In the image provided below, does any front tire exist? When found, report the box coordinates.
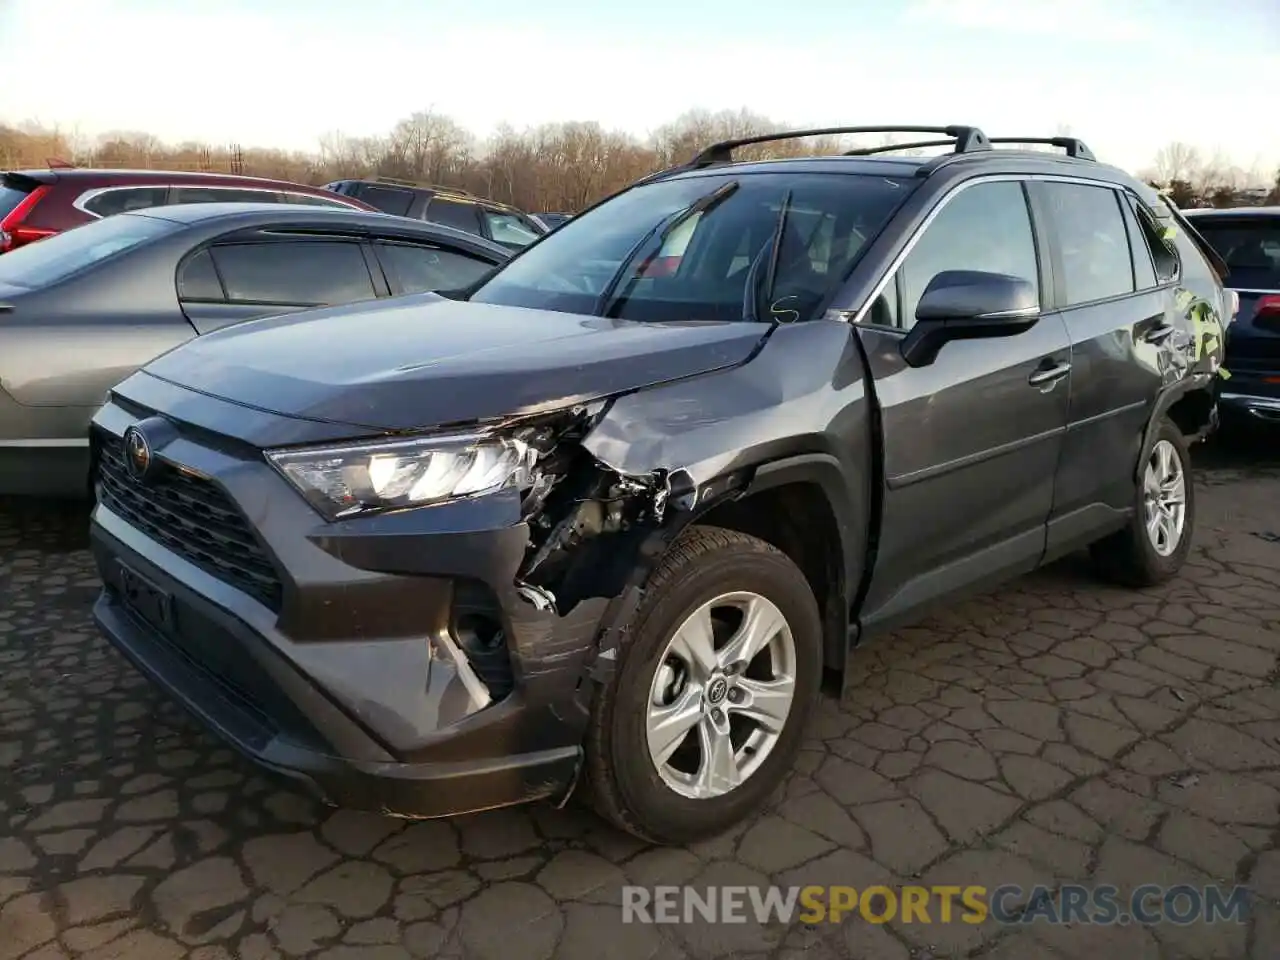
[1090,419,1195,587]
[583,526,822,844]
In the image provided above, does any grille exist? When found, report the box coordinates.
[96,434,283,611]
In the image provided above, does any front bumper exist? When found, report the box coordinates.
[88,375,616,818]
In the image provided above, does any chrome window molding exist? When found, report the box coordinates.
[72,184,364,218]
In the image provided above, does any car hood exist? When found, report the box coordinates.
[141,294,768,431]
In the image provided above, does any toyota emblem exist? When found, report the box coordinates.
[122,425,153,481]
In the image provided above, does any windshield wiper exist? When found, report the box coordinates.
[743,188,793,323]
[594,180,740,318]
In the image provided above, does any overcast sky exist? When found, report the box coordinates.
[2,0,1277,177]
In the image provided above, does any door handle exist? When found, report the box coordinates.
[1143,323,1176,344]
[1028,361,1071,386]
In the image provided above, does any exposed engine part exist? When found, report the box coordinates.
[517,582,557,611]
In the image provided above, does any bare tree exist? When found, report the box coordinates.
[1152,142,1203,187]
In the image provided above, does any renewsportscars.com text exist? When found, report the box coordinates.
[621,884,1251,926]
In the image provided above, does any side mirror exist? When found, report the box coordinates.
[900,270,1040,367]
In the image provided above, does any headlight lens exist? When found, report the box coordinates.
[267,432,538,519]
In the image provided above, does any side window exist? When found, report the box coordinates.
[81,187,169,218]
[177,249,224,301]
[1120,199,1158,290]
[1042,183,1134,305]
[1125,195,1179,284]
[169,186,271,205]
[482,210,541,247]
[896,180,1040,329]
[279,192,355,208]
[208,241,376,305]
[375,242,495,294]
[425,198,483,235]
[358,186,415,217]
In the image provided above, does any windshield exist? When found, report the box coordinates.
[0,213,180,288]
[470,172,913,322]
[1190,216,1280,290]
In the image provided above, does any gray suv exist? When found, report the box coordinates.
[88,126,1227,844]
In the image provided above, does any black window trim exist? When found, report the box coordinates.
[187,236,381,307]
[852,174,1046,332]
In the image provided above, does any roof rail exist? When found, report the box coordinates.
[688,125,991,167]
[843,138,959,156]
[372,176,474,195]
[986,137,1096,161]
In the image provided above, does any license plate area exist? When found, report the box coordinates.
[118,561,174,632]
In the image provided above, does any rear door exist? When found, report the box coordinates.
[1031,180,1181,547]
[853,177,1073,630]
[178,234,382,334]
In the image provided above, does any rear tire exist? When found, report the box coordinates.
[583,526,822,844]
[1090,419,1195,587]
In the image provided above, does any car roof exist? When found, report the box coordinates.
[9,167,338,191]
[1183,206,1280,218]
[123,203,510,256]
[650,150,1140,189]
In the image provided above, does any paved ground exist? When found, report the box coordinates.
[1,437,1279,960]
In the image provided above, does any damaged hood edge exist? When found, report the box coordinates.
[140,298,772,432]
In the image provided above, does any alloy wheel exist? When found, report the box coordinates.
[1143,438,1186,557]
[645,591,797,799]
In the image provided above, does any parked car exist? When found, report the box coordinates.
[88,126,1225,844]
[0,168,376,253]
[532,212,572,231]
[0,203,508,497]
[323,178,545,250]
[1182,205,1280,425]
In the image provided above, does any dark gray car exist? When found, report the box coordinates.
[0,203,508,496]
[87,127,1226,845]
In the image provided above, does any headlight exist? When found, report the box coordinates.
[266,432,539,519]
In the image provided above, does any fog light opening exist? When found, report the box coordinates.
[455,613,515,701]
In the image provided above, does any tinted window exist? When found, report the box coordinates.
[895,181,1039,329]
[1120,199,1158,289]
[82,186,170,217]
[177,249,224,300]
[209,241,375,305]
[426,198,483,234]
[471,172,912,322]
[1126,195,1179,283]
[357,186,415,217]
[0,213,179,288]
[0,183,33,220]
[1190,217,1280,289]
[169,186,274,205]
[1043,183,1133,304]
[483,210,541,247]
[376,242,495,294]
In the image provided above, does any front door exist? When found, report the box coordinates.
[853,178,1073,631]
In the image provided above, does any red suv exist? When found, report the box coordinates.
[0,168,377,253]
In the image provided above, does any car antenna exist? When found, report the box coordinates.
[46,157,76,169]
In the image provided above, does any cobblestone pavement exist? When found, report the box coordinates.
[1,438,1278,960]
